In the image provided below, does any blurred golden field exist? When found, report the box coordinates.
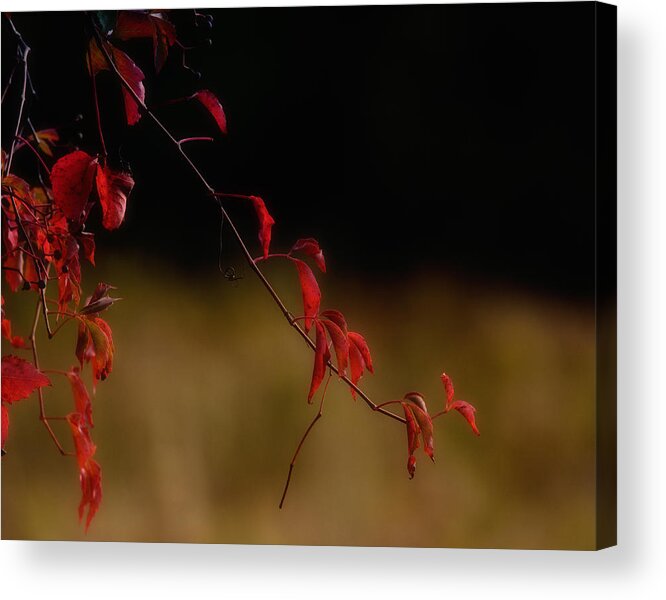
[1,255,596,548]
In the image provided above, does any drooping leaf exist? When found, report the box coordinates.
[348,340,364,399]
[449,400,480,436]
[441,372,455,409]
[1,297,27,348]
[78,283,120,316]
[290,258,320,333]
[400,392,435,479]
[249,196,274,259]
[320,309,347,335]
[88,38,145,126]
[192,90,227,135]
[308,320,330,403]
[1,355,50,404]
[347,331,373,374]
[3,251,23,292]
[79,232,96,265]
[76,317,115,388]
[95,166,134,230]
[67,367,93,427]
[51,151,98,220]
[290,238,326,273]
[320,318,349,376]
[66,412,102,531]
[114,10,176,73]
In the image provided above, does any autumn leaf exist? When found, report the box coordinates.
[66,413,102,531]
[2,251,23,292]
[441,372,455,409]
[320,317,349,376]
[95,165,135,230]
[319,309,347,334]
[249,196,274,259]
[449,400,480,436]
[114,10,176,73]
[67,367,94,427]
[51,151,98,220]
[289,258,321,333]
[1,355,50,404]
[308,320,330,403]
[348,332,373,374]
[88,38,145,126]
[75,317,115,388]
[400,392,435,479]
[290,238,326,273]
[78,282,120,316]
[1,297,27,349]
[28,128,59,157]
[192,90,227,135]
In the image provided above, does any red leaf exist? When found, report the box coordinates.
[320,309,347,335]
[2,297,27,348]
[348,340,364,399]
[67,367,93,427]
[95,166,135,230]
[1,404,9,453]
[441,372,455,409]
[51,151,98,220]
[290,238,326,273]
[449,400,480,436]
[1,355,50,404]
[66,413,102,531]
[114,10,176,73]
[193,90,227,135]
[249,196,275,259]
[79,232,96,265]
[321,318,349,376]
[88,38,145,126]
[290,258,320,333]
[76,317,115,388]
[308,320,330,403]
[348,331,374,374]
[401,392,435,478]
[3,251,23,292]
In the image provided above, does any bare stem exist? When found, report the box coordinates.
[29,300,70,456]
[279,373,331,509]
[89,21,404,426]
[88,42,107,158]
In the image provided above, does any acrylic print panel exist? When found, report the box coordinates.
[1,2,616,549]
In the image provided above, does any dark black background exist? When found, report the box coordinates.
[2,3,597,298]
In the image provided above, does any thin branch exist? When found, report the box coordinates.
[29,300,71,456]
[89,21,404,426]
[87,41,107,158]
[279,372,331,509]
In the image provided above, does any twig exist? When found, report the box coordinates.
[279,372,331,509]
[29,300,71,456]
[89,21,405,426]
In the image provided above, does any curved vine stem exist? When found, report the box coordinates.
[88,21,404,426]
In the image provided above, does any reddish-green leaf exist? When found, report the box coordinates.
[193,90,227,135]
[51,151,98,220]
[1,355,50,404]
[67,367,93,427]
[449,400,480,436]
[290,238,326,273]
[308,320,330,403]
[321,318,349,376]
[348,331,373,374]
[249,196,274,259]
[290,258,320,333]
[95,166,134,230]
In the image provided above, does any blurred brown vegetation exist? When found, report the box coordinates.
[1,255,595,548]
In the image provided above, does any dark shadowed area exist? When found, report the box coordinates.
[2,4,599,548]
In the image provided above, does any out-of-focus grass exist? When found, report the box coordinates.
[1,256,595,548]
